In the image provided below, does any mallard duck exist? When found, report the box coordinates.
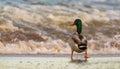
[70,19,89,61]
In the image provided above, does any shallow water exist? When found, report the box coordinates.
[0,0,120,54]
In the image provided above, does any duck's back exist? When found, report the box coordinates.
[70,32,87,52]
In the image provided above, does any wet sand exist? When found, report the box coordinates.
[0,54,120,69]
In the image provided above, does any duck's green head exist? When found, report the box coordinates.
[73,19,82,34]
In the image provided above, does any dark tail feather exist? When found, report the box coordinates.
[78,44,87,50]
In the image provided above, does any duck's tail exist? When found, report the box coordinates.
[78,43,87,51]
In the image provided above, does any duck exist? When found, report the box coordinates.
[70,19,89,61]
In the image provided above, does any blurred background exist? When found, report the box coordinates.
[0,0,120,54]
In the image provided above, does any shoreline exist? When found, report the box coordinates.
[0,54,120,57]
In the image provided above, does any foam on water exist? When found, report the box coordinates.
[0,0,120,54]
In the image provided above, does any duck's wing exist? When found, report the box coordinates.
[71,33,82,44]
[71,33,87,45]
[79,35,87,45]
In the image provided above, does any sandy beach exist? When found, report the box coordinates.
[0,54,120,69]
